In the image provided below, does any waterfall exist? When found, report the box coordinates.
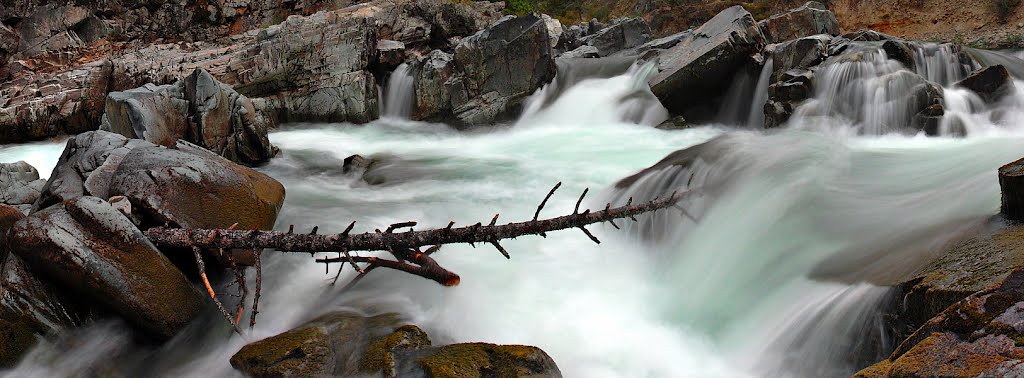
[911,43,974,86]
[381,63,415,119]
[747,58,774,127]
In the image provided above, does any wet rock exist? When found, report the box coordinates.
[770,34,831,80]
[378,40,407,67]
[956,65,1012,103]
[580,17,651,57]
[758,1,840,44]
[913,104,946,136]
[409,343,562,378]
[230,311,412,377]
[560,45,600,60]
[10,196,204,341]
[413,15,555,127]
[231,310,563,378]
[343,154,376,175]
[555,25,585,52]
[764,69,814,128]
[1002,158,1024,221]
[856,268,1024,377]
[100,68,276,166]
[882,40,916,70]
[0,162,46,208]
[648,6,765,116]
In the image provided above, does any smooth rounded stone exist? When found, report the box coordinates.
[230,311,411,377]
[1002,157,1024,221]
[408,343,562,378]
[757,1,840,44]
[361,325,432,377]
[856,269,1024,377]
[10,196,204,341]
[956,65,1012,103]
[648,6,765,116]
[0,161,46,206]
[100,68,276,166]
[109,140,285,231]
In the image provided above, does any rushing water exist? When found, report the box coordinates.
[6,48,1024,377]
[381,63,416,119]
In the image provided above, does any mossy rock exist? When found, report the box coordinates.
[230,311,407,377]
[360,325,431,377]
[415,343,562,378]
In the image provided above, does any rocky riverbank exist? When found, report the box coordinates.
[4,0,1024,376]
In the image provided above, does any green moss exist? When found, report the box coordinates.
[229,326,329,376]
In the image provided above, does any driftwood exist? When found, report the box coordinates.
[142,183,688,328]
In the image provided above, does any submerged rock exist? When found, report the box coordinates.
[100,68,276,166]
[10,196,204,341]
[413,14,556,127]
[758,1,840,44]
[648,6,765,116]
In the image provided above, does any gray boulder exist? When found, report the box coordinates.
[581,17,652,57]
[100,68,276,166]
[764,69,814,128]
[771,35,832,81]
[758,1,840,44]
[10,196,205,341]
[0,162,46,209]
[413,14,555,126]
[648,6,765,115]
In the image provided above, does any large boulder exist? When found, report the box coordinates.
[647,6,765,116]
[413,14,556,127]
[230,311,562,378]
[580,17,652,57]
[757,1,840,44]
[956,65,1013,103]
[764,69,814,128]
[855,268,1024,377]
[10,196,205,341]
[770,35,832,81]
[100,68,276,166]
[0,162,47,211]
[32,131,284,233]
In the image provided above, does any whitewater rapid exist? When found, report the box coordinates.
[6,54,1024,377]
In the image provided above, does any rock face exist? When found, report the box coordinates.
[758,1,840,44]
[856,268,1024,377]
[956,65,1012,103]
[0,60,113,144]
[0,24,16,66]
[231,311,562,378]
[10,196,204,341]
[100,68,276,166]
[413,14,556,127]
[647,6,765,116]
[770,35,832,80]
[32,131,284,233]
[0,162,47,211]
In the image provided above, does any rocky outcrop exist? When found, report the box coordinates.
[764,69,813,128]
[758,1,840,44]
[648,6,765,116]
[231,311,562,378]
[0,60,113,144]
[0,24,16,67]
[770,35,831,80]
[413,14,556,127]
[10,196,204,341]
[0,162,46,212]
[100,68,275,166]
[856,268,1024,377]
[956,65,1012,103]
